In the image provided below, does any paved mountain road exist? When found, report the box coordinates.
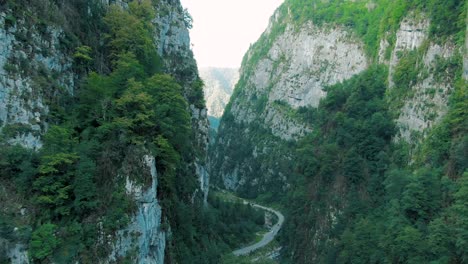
[232,201,285,256]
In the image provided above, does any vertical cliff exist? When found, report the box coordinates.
[0,0,209,263]
[212,0,466,262]
[214,0,465,197]
[0,10,75,150]
[212,4,371,196]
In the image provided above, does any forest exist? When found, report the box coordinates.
[0,0,466,263]
[0,1,267,263]
[281,66,466,263]
[213,0,466,263]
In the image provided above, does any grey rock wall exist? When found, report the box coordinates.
[380,14,457,142]
[107,156,166,264]
[1,0,209,262]
[230,22,368,140]
[0,13,75,150]
[215,11,461,193]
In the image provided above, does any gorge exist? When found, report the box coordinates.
[1,0,467,264]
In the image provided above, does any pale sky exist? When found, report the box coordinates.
[180,0,284,68]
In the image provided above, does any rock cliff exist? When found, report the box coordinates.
[0,0,208,263]
[213,1,464,194]
[107,156,165,264]
[212,1,466,262]
[0,12,75,150]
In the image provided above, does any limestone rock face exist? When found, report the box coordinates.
[107,156,166,264]
[229,22,368,141]
[213,9,461,195]
[264,23,368,109]
[212,16,369,192]
[379,14,457,141]
[1,0,209,262]
[152,0,210,203]
[0,242,29,264]
[0,13,75,150]
[199,67,239,118]
[1,14,75,258]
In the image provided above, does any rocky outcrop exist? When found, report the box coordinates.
[213,8,463,197]
[107,156,165,264]
[230,22,368,140]
[0,12,75,150]
[151,0,210,200]
[260,23,368,109]
[386,16,430,87]
[213,16,369,192]
[196,162,210,202]
[199,67,239,118]
[1,0,209,262]
[380,14,457,141]
[395,42,455,141]
[212,2,465,263]
[0,241,29,264]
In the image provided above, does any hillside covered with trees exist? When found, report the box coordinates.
[212,0,467,263]
[0,1,268,263]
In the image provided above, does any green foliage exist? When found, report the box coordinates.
[187,78,206,109]
[449,172,468,262]
[427,0,466,43]
[183,8,193,29]
[215,1,467,263]
[0,1,213,262]
[401,168,442,223]
[240,0,466,84]
[280,64,467,263]
[168,193,267,264]
[146,74,191,151]
[73,156,97,215]
[30,223,60,261]
[104,0,162,75]
[1,123,34,138]
[212,110,296,200]
[73,45,93,71]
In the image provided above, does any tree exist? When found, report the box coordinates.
[401,168,441,223]
[112,79,154,144]
[104,1,161,75]
[30,223,60,261]
[73,156,97,215]
[73,45,93,72]
[183,8,193,29]
[34,152,79,217]
[146,74,191,152]
[34,126,79,217]
[448,172,468,262]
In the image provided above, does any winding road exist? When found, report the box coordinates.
[232,201,285,256]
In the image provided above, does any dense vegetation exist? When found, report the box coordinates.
[0,1,266,263]
[280,65,467,263]
[214,0,467,263]
[241,0,465,78]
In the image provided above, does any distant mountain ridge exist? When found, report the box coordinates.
[200,67,239,118]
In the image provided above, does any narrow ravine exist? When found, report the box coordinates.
[232,200,285,256]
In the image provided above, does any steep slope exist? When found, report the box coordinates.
[212,0,466,262]
[0,1,210,263]
[199,67,239,118]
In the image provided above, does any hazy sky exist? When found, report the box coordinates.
[180,0,284,68]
